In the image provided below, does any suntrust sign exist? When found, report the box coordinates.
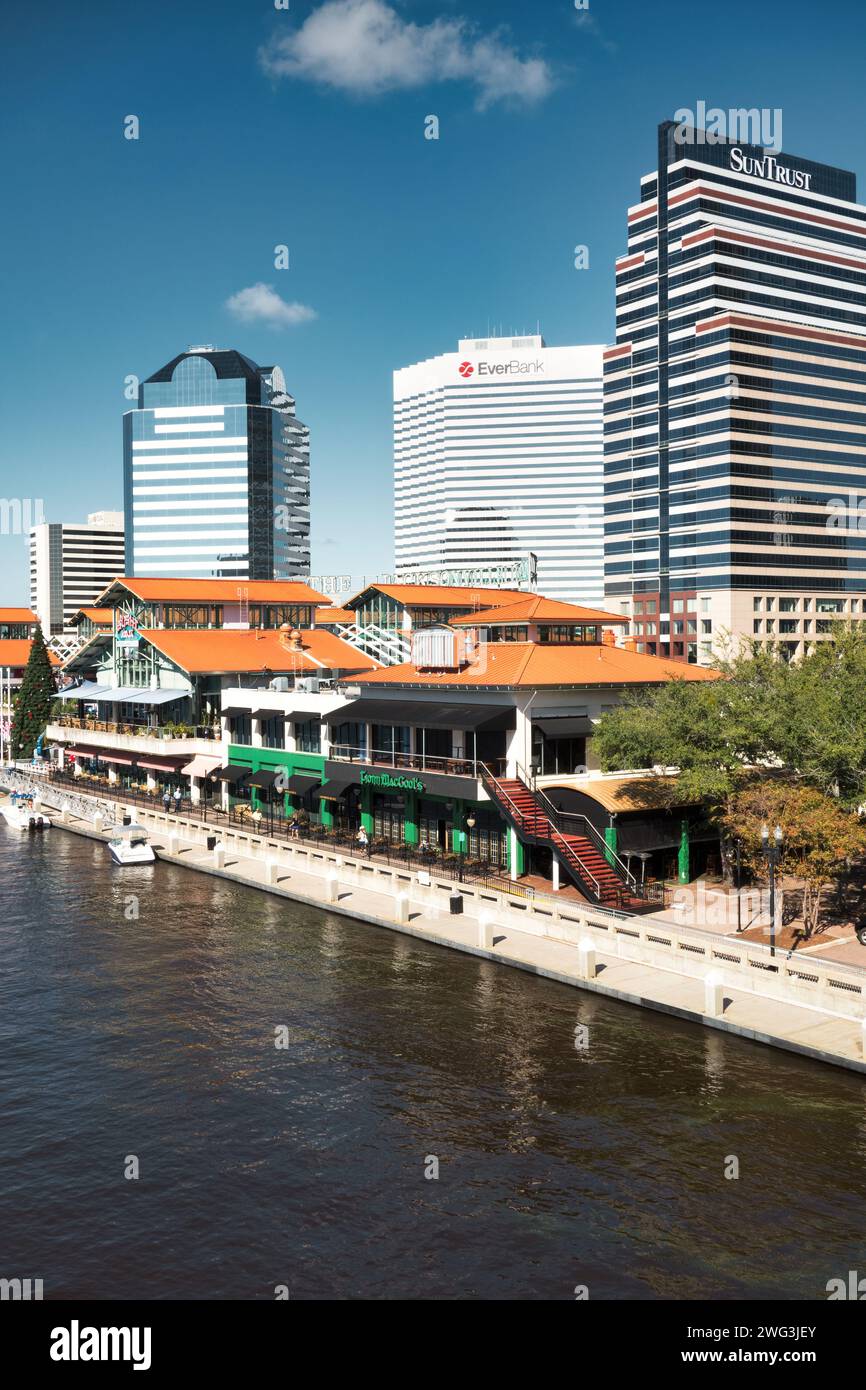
[457,358,544,379]
[729,147,813,191]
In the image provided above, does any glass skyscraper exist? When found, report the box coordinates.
[604,121,866,663]
[123,347,310,578]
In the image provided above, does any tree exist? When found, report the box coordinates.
[592,632,866,891]
[770,626,866,807]
[10,626,56,760]
[593,642,790,815]
[719,779,866,937]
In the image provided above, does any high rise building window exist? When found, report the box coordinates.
[604,120,866,664]
[394,335,604,604]
[124,349,310,580]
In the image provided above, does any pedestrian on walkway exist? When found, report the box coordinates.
[162,787,171,814]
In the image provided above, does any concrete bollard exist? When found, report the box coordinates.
[704,970,725,1017]
[265,857,278,885]
[93,811,104,833]
[326,871,339,903]
[60,803,70,824]
[578,937,597,980]
[477,915,495,949]
[167,832,179,856]
[395,892,410,924]
[213,843,225,870]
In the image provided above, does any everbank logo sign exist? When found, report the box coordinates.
[457,357,544,379]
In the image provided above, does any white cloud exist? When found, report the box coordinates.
[573,10,617,55]
[225,283,317,328]
[258,0,554,110]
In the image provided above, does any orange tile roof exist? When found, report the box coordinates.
[314,606,355,625]
[449,596,627,626]
[0,639,60,667]
[347,583,530,608]
[94,577,331,606]
[0,607,38,623]
[138,627,381,676]
[345,641,720,689]
[73,607,112,625]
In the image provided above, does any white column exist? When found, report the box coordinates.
[506,702,529,778]
[552,857,560,892]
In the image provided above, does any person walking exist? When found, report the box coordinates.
[173,785,183,813]
[162,787,171,814]
[357,824,369,855]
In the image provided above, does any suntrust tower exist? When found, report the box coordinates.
[604,121,866,664]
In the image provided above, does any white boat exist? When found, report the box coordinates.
[107,823,157,865]
[0,794,51,831]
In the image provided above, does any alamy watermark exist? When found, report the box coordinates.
[0,496,45,536]
[827,491,866,536]
[673,103,783,153]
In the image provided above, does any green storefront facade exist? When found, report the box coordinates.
[227,745,515,870]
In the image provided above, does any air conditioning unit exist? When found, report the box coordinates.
[269,677,291,692]
[295,677,321,694]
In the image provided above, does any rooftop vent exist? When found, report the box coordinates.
[412,626,467,670]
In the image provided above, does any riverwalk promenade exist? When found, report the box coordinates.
[6,770,866,1076]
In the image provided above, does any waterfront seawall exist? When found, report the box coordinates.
[8,774,866,1076]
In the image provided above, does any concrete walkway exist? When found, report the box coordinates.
[33,790,866,1078]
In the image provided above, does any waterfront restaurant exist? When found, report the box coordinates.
[46,575,376,801]
[0,607,58,694]
[342,582,531,634]
[218,606,716,901]
[0,607,39,640]
[92,576,330,632]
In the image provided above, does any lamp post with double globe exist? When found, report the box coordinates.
[761,823,784,957]
[459,811,476,882]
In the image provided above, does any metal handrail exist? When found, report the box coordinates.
[0,768,117,828]
[329,744,479,778]
[478,762,605,903]
[533,786,640,895]
[517,761,640,896]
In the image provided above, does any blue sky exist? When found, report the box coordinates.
[2,0,865,604]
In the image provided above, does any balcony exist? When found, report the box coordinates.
[47,718,220,758]
[329,744,505,781]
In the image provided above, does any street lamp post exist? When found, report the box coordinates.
[460,811,476,882]
[761,823,784,957]
[735,839,742,932]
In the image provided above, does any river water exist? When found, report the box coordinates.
[2,823,865,1300]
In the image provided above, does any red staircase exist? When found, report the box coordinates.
[481,771,633,909]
